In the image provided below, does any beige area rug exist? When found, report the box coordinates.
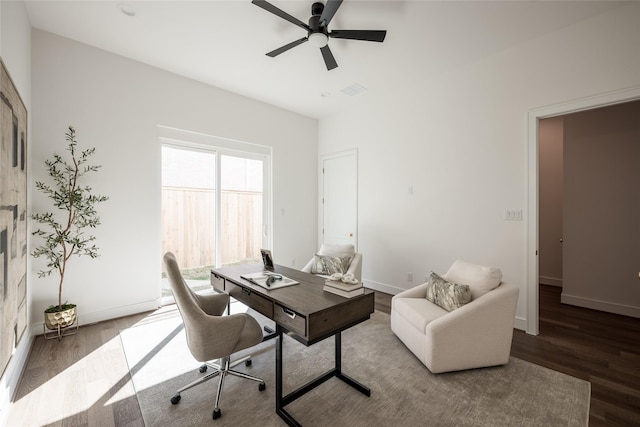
[120,308,590,427]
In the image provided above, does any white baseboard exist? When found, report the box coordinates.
[539,276,563,287]
[0,332,34,427]
[561,293,640,319]
[514,316,527,332]
[30,299,161,337]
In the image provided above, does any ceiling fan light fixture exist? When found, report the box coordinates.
[308,32,328,48]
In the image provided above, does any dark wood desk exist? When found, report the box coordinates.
[211,264,374,426]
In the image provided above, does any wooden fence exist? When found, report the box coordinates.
[162,187,263,269]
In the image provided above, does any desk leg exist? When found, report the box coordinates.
[275,326,301,427]
[275,328,370,426]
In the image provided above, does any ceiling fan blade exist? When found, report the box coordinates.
[320,45,338,71]
[329,29,387,42]
[252,0,310,31]
[266,37,308,57]
[319,0,343,28]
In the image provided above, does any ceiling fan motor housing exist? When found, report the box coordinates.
[311,2,324,17]
[308,2,328,46]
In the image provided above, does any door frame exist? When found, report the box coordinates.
[319,148,358,249]
[526,85,640,335]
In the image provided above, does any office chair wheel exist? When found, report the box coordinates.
[212,408,221,420]
[259,382,266,392]
[170,394,181,405]
[199,365,208,373]
[245,359,252,367]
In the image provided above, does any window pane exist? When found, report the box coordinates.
[161,146,216,296]
[220,155,263,266]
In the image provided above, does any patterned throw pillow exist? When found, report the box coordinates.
[309,254,353,275]
[425,272,472,312]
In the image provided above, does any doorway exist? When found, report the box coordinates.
[159,129,271,300]
[539,101,640,316]
[527,86,640,334]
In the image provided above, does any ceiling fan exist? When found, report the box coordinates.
[252,0,387,71]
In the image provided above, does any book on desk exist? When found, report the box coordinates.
[323,280,365,297]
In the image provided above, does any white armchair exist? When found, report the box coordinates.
[391,260,519,373]
[301,244,362,281]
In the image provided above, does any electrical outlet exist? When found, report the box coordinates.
[408,272,413,282]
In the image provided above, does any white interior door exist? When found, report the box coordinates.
[321,149,358,248]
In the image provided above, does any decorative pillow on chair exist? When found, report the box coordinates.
[425,272,472,312]
[309,254,353,275]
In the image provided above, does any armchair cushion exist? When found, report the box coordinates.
[443,259,502,300]
[309,254,353,275]
[394,293,448,331]
[425,272,471,312]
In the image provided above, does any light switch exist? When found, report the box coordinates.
[504,210,522,221]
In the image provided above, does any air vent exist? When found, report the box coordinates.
[340,83,368,97]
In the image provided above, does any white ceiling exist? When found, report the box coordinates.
[24,1,623,119]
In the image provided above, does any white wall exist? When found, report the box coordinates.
[30,30,318,327]
[319,2,640,330]
[0,0,32,423]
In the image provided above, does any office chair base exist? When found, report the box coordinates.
[210,356,266,420]
[171,355,266,419]
[199,356,252,373]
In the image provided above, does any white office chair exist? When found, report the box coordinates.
[163,252,266,421]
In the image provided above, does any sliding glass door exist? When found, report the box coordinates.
[161,143,269,299]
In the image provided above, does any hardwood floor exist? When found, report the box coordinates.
[7,286,640,426]
[4,307,179,426]
[511,285,640,427]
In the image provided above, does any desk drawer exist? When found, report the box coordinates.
[210,273,225,292]
[274,304,306,337]
[227,282,273,319]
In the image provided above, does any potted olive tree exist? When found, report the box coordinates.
[31,126,108,339]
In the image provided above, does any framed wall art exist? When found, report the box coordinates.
[0,58,28,378]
